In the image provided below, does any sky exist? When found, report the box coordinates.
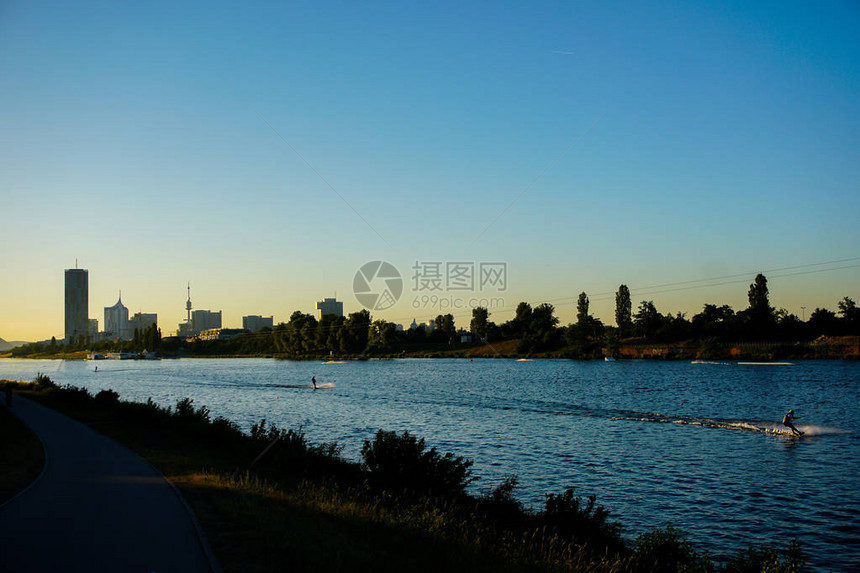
[1,0,858,342]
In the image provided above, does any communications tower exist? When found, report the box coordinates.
[177,282,195,336]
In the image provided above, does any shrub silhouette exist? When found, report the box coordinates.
[361,429,474,499]
[475,475,525,529]
[175,397,210,425]
[95,389,120,405]
[538,487,623,553]
[723,538,806,573]
[33,372,55,390]
[54,384,92,405]
[633,525,710,572]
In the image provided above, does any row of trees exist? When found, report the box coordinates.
[611,274,859,342]
[499,274,858,355]
[10,323,164,356]
[201,273,856,358]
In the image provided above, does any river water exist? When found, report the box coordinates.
[2,357,857,570]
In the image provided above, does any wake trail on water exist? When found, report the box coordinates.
[272,382,335,389]
[608,411,849,437]
[240,381,336,390]
[526,401,850,438]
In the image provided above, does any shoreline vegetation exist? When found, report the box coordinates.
[3,374,808,573]
[4,275,859,362]
[2,335,859,362]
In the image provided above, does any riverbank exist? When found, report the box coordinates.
[3,376,809,573]
[3,335,859,361]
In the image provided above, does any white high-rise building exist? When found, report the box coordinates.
[192,310,222,332]
[104,294,129,340]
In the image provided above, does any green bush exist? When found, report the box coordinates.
[33,372,55,390]
[361,430,475,500]
[174,397,211,425]
[250,419,310,461]
[123,397,171,424]
[475,475,525,529]
[723,539,806,573]
[538,487,623,553]
[633,525,711,573]
[55,384,92,405]
[94,389,120,405]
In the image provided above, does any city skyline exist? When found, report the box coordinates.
[3,258,857,344]
[2,1,859,341]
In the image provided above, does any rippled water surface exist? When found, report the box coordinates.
[2,358,858,570]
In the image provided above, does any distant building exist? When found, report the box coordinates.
[196,328,244,341]
[128,312,157,336]
[409,318,435,332]
[316,297,344,319]
[104,294,129,340]
[175,283,219,337]
[87,318,99,338]
[177,321,194,337]
[64,267,89,344]
[243,315,273,332]
[192,309,222,332]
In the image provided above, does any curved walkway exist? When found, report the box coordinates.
[0,397,217,573]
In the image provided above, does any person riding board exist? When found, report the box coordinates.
[312,376,317,390]
[782,409,803,436]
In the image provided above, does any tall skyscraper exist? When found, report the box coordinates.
[64,267,88,343]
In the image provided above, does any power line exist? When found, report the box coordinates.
[519,257,860,308]
[166,256,858,340]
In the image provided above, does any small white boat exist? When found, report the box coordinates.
[604,356,616,362]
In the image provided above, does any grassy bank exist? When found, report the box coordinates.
[4,376,807,573]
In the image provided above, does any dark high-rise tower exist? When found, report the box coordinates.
[65,266,88,343]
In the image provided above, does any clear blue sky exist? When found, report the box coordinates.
[1,0,858,341]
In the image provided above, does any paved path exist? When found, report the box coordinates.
[0,397,217,573]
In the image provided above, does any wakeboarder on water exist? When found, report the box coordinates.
[782,409,803,436]
[312,376,317,390]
